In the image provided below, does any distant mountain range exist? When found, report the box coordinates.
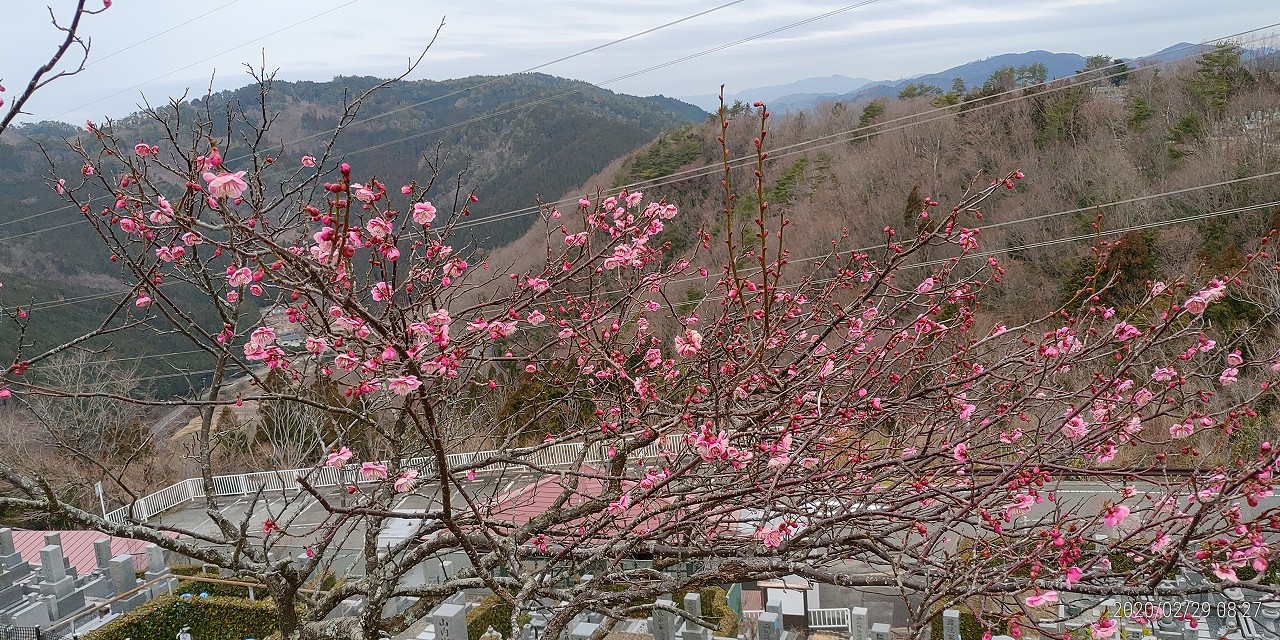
[680,75,874,111]
[681,42,1275,113]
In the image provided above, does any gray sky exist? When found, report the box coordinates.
[2,0,1276,125]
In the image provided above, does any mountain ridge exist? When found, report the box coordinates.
[687,42,1270,112]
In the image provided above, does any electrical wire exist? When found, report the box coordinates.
[0,0,887,231]
[47,0,364,121]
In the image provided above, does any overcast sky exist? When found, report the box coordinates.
[3,0,1276,125]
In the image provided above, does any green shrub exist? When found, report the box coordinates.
[83,594,277,640]
[468,594,515,640]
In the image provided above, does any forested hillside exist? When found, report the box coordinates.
[0,74,703,391]
[490,44,1280,447]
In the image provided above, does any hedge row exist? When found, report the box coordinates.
[83,594,278,640]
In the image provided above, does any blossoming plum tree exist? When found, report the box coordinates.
[2,16,1279,640]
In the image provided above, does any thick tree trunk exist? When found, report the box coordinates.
[267,577,302,640]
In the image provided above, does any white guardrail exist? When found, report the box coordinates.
[746,608,853,633]
[105,441,665,524]
[807,608,853,632]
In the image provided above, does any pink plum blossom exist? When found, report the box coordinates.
[1169,422,1194,439]
[1103,504,1130,527]
[361,462,388,479]
[1184,295,1208,314]
[326,447,353,468]
[413,201,437,224]
[386,375,422,395]
[675,330,703,357]
[394,469,419,493]
[203,171,248,199]
[1024,591,1058,607]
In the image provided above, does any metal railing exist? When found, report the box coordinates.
[0,625,42,640]
[808,608,853,633]
[106,440,668,524]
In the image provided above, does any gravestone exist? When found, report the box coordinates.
[684,592,702,618]
[650,597,676,640]
[38,546,65,581]
[36,543,85,619]
[0,528,21,567]
[429,601,468,640]
[42,533,73,578]
[107,554,148,613]
[764,596,782,619]
[6,593,53,628]
[143,543,175,597]
[757,612,781,640]
[0,528,33,604]
[942,610,960,640]
[145,544,166,574]
[682,592,709,640]
[850,607,869,640]
[870,623,891,640]
[94,538,113,569]
[107,555,137,594]
[37,545,74,599]
[569,618,600,640]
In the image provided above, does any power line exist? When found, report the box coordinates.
[3,23,1275,307]
[692,199,1280,304]
[18,7,1244,236]
[279,0,751,150]
[451,24,1280,231]
[0,0,769,230]
[614,170,1280,295]
[24,348,210,368]
[341,0,886,159]
[84,0,247,70]
[47,0,364,121]
[910,200,1280,273]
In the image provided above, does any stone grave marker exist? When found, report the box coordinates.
[870,622,891,640]
[650,597,676,640]
[94,538,113,569]
[942,610,960,640]
[850,607,869,640]
[429,601,468,640]
[757,612,780,640]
